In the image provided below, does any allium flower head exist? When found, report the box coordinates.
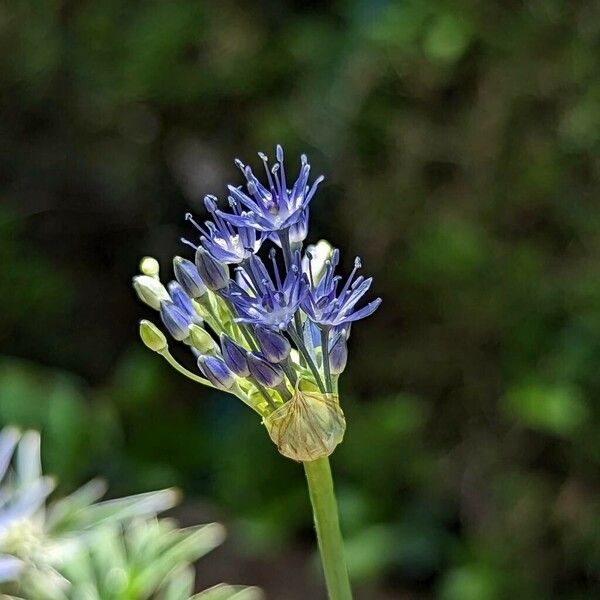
[133,145,380,461]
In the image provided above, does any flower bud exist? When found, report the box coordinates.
[139,320,167,352]
[220,334,250,377]
[289,209,309,244]
[264,388,346,462]
[328,331,348,375]
[159,301,191,341]
[173,256,207,299]
[139,256,160,277]
[195,247,229,291]
[198,355,235,390]
[255,327,291,363]
[302,239,334,284]
[189,324,217,353]
[247,353,284,388]
[168,281,201,324]
[133,275,170,310]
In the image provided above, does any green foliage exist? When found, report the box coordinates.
[502,381,589,437]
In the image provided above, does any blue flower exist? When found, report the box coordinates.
[135,147,381,412]
[223,254,307,330]
[217,146,323,233]
[185,196,264,264]
[268,208,309,249]
[302,251,381,328]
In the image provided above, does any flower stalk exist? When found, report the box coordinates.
[304,457,353,600]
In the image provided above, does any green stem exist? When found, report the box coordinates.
[320,327,333,394]
[303,457,353,600]
[160,350,217,388]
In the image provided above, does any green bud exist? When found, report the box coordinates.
[139,320,168,352]
[189,324,217,353]
[139,256,160,277]
[133,275,170,310]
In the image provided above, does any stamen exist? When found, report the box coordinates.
[306,256,316,289]
[180,237,198,250]
[261,152,277,193]
[270,248,283,289]
[235,266,257,294]
[185,213,209,237]
[339,257,362,298]
[276,145,287,201]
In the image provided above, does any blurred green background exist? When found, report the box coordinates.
[1,1,599,598]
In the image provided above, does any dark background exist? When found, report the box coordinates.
[1,1,599,598]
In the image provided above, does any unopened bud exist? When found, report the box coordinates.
[328,331,348,375]
[168,281,201,324]
[195,247,229,291]
[159,301,191,341]
[302,240,334,284]
[139,320,168,352]
[139,256,160,277]
[289,210,309,244]
[133,275,170,310]
[189,324,216,353]
[247,353,284,388]
[173,256,207,299]
[198,355,235,390]
[255,327,291,363]
[221,334,250,377]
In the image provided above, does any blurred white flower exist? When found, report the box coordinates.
[0,427,262,600]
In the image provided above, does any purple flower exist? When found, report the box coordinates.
[268,208,309,249]
[223,254,307,330]
[302,251,381,328]
[185,196,264,264]
[217,146,323,233]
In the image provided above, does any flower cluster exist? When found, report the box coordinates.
[133,147,380,460]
